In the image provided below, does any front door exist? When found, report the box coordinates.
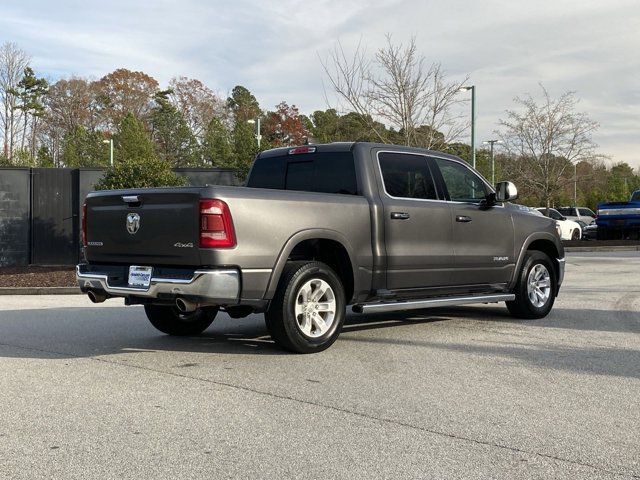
[377,151,455,291]
[430,157,515,286]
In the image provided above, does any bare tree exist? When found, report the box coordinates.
[0,42,30,160]
[320,39,387,142]
[39,77,101,165]
[497,85,599,208]
[95,68,159,130]
[321,35,468,148]
[168,77,225,140]
[44,77,101,132]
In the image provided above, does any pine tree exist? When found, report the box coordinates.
[226,85,260,123]
[95,113,185,190]
[115,113,156,162]
[60,126,108,167]
[227,85,261,182]
[232,119,257,182]
[151,91,200,167]
[9,67,48,157]
[202,117,233,167]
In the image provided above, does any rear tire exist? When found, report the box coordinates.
[571,229,580,240]
[265,261,346,353]
[507,251,556,319]
[144,305,218,336]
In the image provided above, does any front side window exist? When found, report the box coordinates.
[434,158,488,203]
[378,152,438,200]
[579,208,595,216]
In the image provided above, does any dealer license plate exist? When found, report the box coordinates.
[128,266,153,288]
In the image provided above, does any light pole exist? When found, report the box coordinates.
[574,163,578,208]
[247,118,262,149]
[460,85,476,169]
[102,139,113,166]
[483,139,501,185]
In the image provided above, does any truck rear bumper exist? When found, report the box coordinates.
[76,264,240,305]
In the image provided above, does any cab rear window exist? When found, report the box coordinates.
[247,151,358,195]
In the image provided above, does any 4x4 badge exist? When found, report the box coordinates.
[126,213,140,234]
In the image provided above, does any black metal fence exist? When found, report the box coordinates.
[0,167,237,267]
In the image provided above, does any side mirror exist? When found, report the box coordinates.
[495,181,518,202]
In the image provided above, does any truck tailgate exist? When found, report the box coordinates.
[85,189,202,266]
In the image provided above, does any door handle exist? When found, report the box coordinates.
[391,212,410,220]
[456,215,472,223]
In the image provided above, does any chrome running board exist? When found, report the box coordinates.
[352,294,515,314]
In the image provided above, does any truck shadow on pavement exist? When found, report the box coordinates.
[340,305,640,380]
[0,306,638,381]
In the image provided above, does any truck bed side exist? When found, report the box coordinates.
[84,185,373,304]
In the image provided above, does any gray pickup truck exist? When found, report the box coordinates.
[77,142,565,353]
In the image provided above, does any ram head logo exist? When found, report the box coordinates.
[126,213,140,235]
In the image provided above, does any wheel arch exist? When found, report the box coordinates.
[265,229,358,303]
[509,233,562,290]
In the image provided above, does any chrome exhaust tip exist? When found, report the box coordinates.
[87,290,107,304]
[175,297,198,313]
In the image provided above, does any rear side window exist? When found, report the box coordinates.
[378,152,438,200]
[247,151,358,195]
[247,155,286,189]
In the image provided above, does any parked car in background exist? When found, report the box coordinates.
[525,207,563,238]
[556,206,596,223]
[596,190,640,240]
[536,208,582,240]
[580,220,598,240]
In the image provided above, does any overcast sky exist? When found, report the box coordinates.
[2,0,639,167]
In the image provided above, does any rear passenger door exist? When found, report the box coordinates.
[431,157,515,287]
[377,151,455,291]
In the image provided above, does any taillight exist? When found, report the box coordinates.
[199,199,236,248]
[288,146,316,155]
[82,203,87,247]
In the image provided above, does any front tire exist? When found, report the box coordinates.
[144,305,218,336]
[507,251,556,319]
[265,261,346,353]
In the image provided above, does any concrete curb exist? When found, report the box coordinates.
[0,287,81,295]
[565,245,640,253]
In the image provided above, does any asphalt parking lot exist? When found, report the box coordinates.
[0,251,638,479]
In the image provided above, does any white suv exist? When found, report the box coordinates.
[556,206,596,223]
